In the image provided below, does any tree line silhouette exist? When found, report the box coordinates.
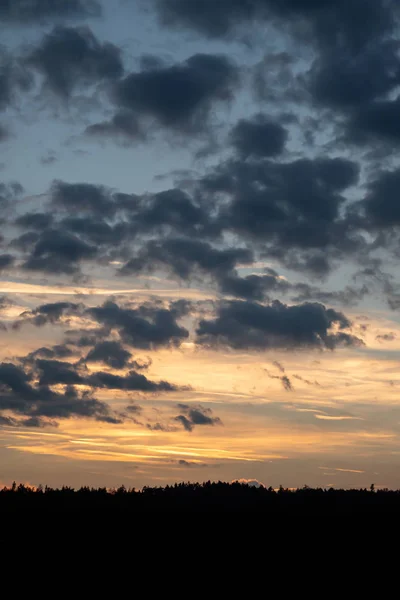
[2,480,400,511]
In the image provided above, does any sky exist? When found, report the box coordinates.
[2,0,400,490]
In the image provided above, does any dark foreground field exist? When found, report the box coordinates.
[2,481,400,512]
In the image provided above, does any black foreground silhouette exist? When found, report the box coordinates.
[2,480,400,511]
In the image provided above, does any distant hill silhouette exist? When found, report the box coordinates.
[1,481,399,512]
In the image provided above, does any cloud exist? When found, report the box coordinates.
[0,361,119,424]
[233,478,265,488]
[0,181,24,204]
[155,0,400,162]
[348,97,400,146]
[0,254,14,271]
[0,414,58,428]
[121,238,253,281]
[273,361,285,373]
[155,0,399,51]
[15,212,53,230]
[0,326,183,427]
[0,0,101,24]
[85,110,144,143]
[197,300,363,350]
[50,180,116,217]
[25,345,73,361]
[0,48,33,111]
[265,368,293,391]
[121,188,213,238]
[15,299,191,351]
[175,404,222,432]
[111,53,238,133]
[198,156,360,275]
[376,333,397,342]
[178,459,209,468]
[292,374,320,387]
[22,229,97,274]
[362,169,400,228]
[16,301,83,328]
[26,25,123,98]
[85,341,133,370]
[219,270,290,301]
[87,300,189,349]
[0,123,9,141]
[35,358,84,386]
[147,422,177,432]
[88,369,178,392]
[310,40,400,111]
[230,114,288,158]
[28,354,178,392]
[290,283,369,307]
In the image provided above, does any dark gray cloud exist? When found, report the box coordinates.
[124,188,214,238]
[27,385,123,424]
[35,358,84,386]
[0,295,13,310]
[25,344,73,361]
[292,374,320,387]
[0,181,24,205]
[22,229,97,274]
[0,48,33,111]
[112,53,238,133]
[219,269,290,301]
[146,422,177,432]
[155,0,400,160]
[27,25,123,98]
[214,157,359,231]
[0,254,14,271]
[0,414,58,428]
[197,299,363,350]
[348,97,400,146]
[11,183,218,267]
[0,123,9,141]
[155,0,398,48]
[175,404,222,432]
[15,212,53,230]
[198,156,361,275]
[280,375,292,392]
[64,326,110,348]
[0,0,101,23]
[88,369,177,392]
[51,180,115,217]
[265,367,293,391]
[121,238,252,281]
[15,299,190,351]
[0,361,118,424]
[85,341,133,370]
[85,110,144,143]
[87,300,189,349]
[59,216,127,248]
[362,169,400,228]
[230,114,288,158]
[311,40,400,111]
[273,360,285,373]
[125,403,142,415]
[376,333,397,342]
[154,0,398,47]
[11,232,40,252]
[31,356,177,392]
[0,320,184,427]
[290,283,369,307]
[16,301,82,328]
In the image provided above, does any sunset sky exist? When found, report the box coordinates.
[2,0,400,490]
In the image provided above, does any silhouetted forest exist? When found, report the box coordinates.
[2,481,400,511]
